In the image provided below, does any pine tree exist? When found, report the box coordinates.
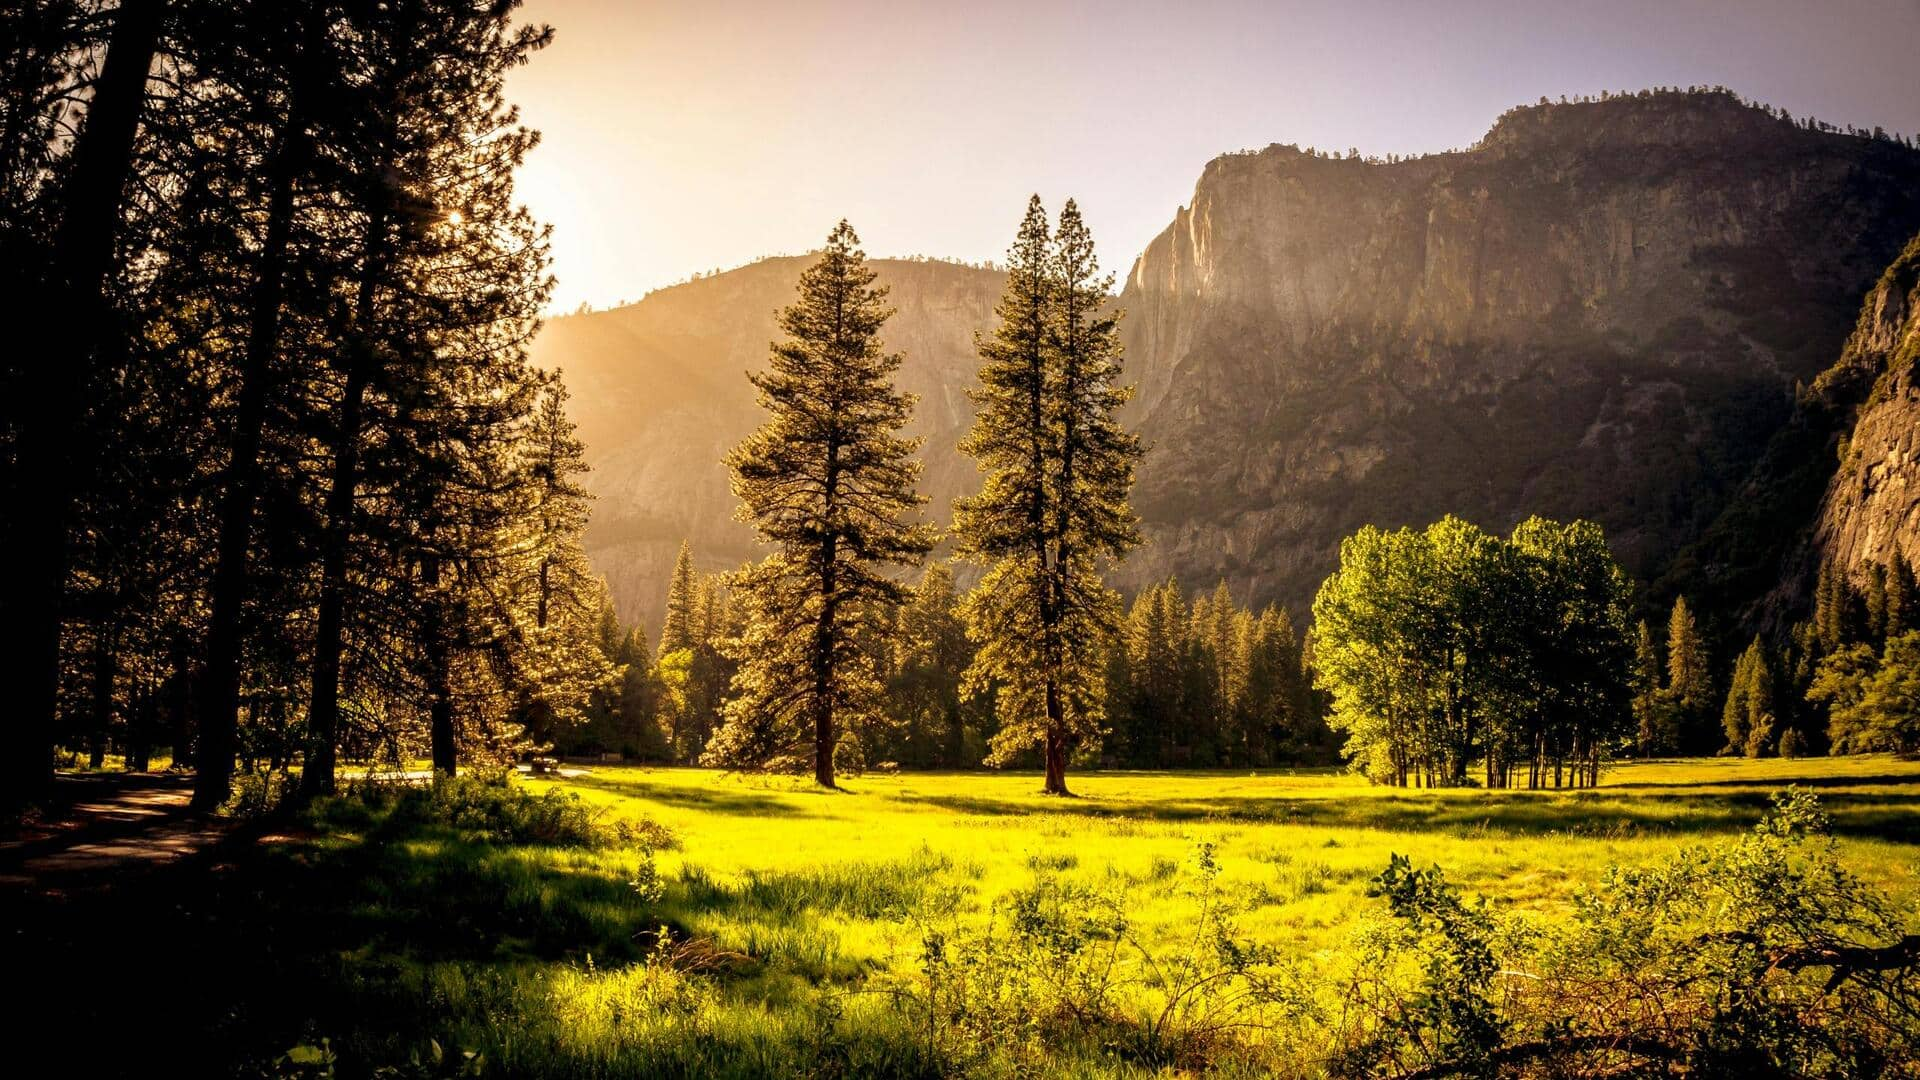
[702,222,934,787]
[1866,562,1889,642]
[659,540,699,658]
[1722,638,1762,754]
[955,197,1140,795]
[1886,555,1916,638]
[1665,596,1714,752]
[1632,620,1664,755]
[890,563,974,766]
[299,0,554,797]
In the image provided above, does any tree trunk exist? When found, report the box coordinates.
[0,0,163,811]
[425,557,456,776]
[87,631,115,769]
[300,364,369,799]
[1042,681,1070,796]
[126,680,152,772]
[813,539,838,790]
[300,205,385,799]
[193,106,306,810]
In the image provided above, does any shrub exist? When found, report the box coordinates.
[222,770,294,821]
[329,773,673,850]
[1779,727,1808,758]
[898,842,1292,1073]
[1316,789,1920,1076]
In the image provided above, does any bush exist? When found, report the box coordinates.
[1779,727,1808,758]
[898,842,1291,1073]
[222,770,294,821]
[330,773,673,850]
[1314,789,1920,1076]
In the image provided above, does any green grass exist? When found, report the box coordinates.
[18,755,1920,1076]
[536,757,1920,977]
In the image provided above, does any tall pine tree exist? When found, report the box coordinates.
[955,197,1140,795]
[702,222,934,787]
[659,540,699,657]
[1664,596,1714,753]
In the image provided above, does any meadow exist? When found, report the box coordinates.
[19,756,1920,1077]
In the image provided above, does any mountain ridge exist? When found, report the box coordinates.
[535,90,1920,633]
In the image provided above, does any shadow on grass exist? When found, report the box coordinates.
[1603,771,1920,791]
[6,786,951,1077]
[889,789,1920,844]
[564,772,829,817]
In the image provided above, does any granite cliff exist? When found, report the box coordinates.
[1116,90,1920,618]
[1811,235,1920,582]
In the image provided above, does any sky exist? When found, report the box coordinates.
[505,0,1920,313]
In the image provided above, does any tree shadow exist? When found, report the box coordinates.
[563,773,829,817]
[889,789,1920,844]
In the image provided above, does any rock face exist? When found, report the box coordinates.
[528,257,1004,629]
[1811,235,1920,581]
[1116,90,1920,618]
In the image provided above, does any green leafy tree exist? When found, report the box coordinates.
[702,222,934,787]
[1313,517,1633,787]
[1814,631,1920,754]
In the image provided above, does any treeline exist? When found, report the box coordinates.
[3,0,615,811]
[1308,512,1920,787]
[555,546,1331,772]
[1629,553,1920,764]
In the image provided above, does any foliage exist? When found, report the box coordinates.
[1311,515,1636,788]
[332,773,674,850]
[954,197,1141,794]
[1814,631,1920,754]
[703,222,935,787]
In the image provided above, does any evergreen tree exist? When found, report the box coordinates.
[1723,638,1765,755]
[955,197,1140,795]
[659,540,699,657]
[1664,596,1715,753]
[1632,620,1665,755]
[702,222,934,787]
[1886,555,1916,638]
[888,563,975,766]
[299,0,554,796]
[1865,563,1889,642]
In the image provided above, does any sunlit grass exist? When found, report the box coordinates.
[30,755,1920,1076]
[527,755,1920,975]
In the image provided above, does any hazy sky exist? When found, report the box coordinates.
[506,0,1920,312]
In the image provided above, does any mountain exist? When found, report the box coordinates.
[535,90,1920,633]
[528,257,1004,629]
[1115,90,1920,619]
[1809,234,1920,582]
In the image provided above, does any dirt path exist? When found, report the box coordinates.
[0,772,233,893]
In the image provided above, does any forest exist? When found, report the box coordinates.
[5,2,1920,1077]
